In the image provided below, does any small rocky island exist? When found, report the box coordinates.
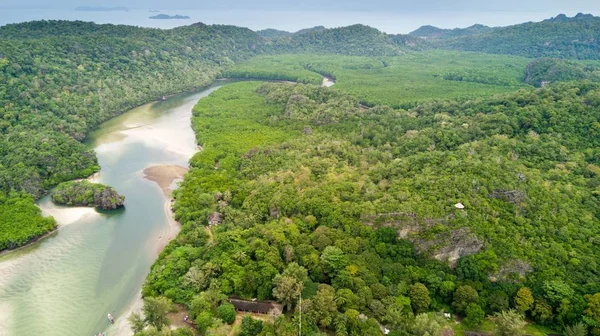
[149,14,191,20]
[52,181,125,210]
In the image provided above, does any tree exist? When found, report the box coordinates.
[489,290,509,313]
[281,262,308,283]
[514,287,534,313]
[532,299,553,324]
[312,284,338,327]
[453,285,479,314]
[273,274,303,311]
[128,312,146,334]
[320,246,348,275]
[411,313,445,336]
[409,283,431,314]
[543,280,574,305]
[492,310,526,336]
[464,303,485,327]
[564,322,588,336]
[216,303,237,324]
[143,296,174,331]
[206,318,232,336]
[195,312,214,334]
[439,281,455,298]
[585,293,600,324]
[240,316,263,336]
[383,295,413,330]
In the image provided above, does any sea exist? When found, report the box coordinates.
[0,8,599,33]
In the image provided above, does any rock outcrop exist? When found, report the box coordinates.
[52,181,125,210]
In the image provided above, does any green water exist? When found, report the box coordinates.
[0,84,224,336]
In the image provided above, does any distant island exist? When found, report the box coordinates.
[75,6,129,12]
[149,14,191,20]
[149,10,160,13]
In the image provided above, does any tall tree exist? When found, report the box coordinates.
[143,296,174,331]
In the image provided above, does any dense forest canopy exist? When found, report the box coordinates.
[412,13,600,59]
[4,14,600,335]
[0,20,263,250]
[143,80,600,335]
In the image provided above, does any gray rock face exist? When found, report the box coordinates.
[93,188,125,210]
[428,227,484,266]
[362,212,483,267]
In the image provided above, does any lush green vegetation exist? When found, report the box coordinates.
[224,51,531,107]
[524,58,600,87]
[419,13,600,60]
[141,79,600,335]
[264,24,409,56]
[0,192,56,251]
[51,181,125,210]
[0,20,262,250]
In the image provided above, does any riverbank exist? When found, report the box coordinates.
[143,165,189,254]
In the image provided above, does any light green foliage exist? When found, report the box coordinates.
[128,312,147,334]
[223,51,530,108]
[195,312,214,334]
[320,246,348,276]
[565,322,589,336]
[411,313,446,336]
[206,318,232,336]
[143,296,174,331]
[273,274,304,311]
[492,310,527,336]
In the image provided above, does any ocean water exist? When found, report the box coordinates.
[0,8,598,33]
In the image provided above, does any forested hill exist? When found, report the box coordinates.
[411,13,600,59]
[265,24,416,56]
[0,20,263,251]
[409,24,492,40]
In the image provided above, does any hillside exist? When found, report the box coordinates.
[257,28,291,38]
[409,24,492,39]
[0,20,263,250]
[266,24,406,56]
[143,80,600,335]
[415,13,600,59]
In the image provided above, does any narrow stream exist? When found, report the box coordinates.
[0,84,225,336]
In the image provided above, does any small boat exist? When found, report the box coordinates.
[161,96,167,101]
[107,313,114,324]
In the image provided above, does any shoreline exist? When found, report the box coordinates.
[142,165,188,254]
[110,165,189,336]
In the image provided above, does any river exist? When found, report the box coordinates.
[0,84,225,336]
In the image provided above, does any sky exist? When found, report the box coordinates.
[1,0,600,33]
[3,0,600,11]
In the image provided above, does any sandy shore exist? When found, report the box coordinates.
[142,165,188,255]
[143,165,188,198]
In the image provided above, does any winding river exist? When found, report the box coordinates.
[0,83,225,336]
[0,76,334,336]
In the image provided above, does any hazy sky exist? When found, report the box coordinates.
[1,0,599,33]
[4,0,600,11]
